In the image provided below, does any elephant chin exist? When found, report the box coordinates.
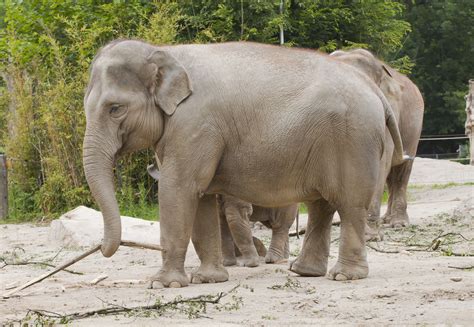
[83,142,122,257]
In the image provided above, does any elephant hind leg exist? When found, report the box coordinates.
[290,199,335,276]
[328,206,368,281]
[383,160,413,228]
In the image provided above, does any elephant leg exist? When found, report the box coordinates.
[265,228,290,263]
[290,199,335,276]
[265,205,297,263]
[383,160,413,227]
[225,206,260,267]
[191,194,229,284]
[152,186,197,288]
[219,205,237,266]
[367,164,390,242]
[328,207,368,281]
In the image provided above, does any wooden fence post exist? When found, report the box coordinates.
[466,79,474,165]
[0,154,8,219]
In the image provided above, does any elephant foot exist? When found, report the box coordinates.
[237,254,260,267]
[148,269,189,289]
[365,221,384,242]
[223,256,237,267]
[191,264,229,284]
[289,257,327,277]
[383,212,409,228]
[327,259,368,281]
[265,250,288,264]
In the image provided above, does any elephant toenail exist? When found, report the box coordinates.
[192,277,203,284]
[335,274,349,281]
[169,281,182,288]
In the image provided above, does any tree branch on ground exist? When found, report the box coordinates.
[14,284,242,324]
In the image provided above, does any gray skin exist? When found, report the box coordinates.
[218,195,298,267]
[330,49,424,236]
[83,40,407,287]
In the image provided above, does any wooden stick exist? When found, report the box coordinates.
[2,240,162,299]
[2,244,101,299]
[120,240,163,251]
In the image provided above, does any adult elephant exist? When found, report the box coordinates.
[83,40,407,287]
[330,49,424,233]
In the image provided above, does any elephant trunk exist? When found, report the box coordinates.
[83,132,121,257]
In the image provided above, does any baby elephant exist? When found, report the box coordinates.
[218,195,298,267]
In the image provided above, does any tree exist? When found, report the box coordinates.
[399,0,474,153]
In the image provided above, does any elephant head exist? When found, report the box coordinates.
[83,40,191,257]
[329,49,403,112]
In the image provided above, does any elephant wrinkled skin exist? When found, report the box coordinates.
[83,40,407,287]
[330,49,424,237]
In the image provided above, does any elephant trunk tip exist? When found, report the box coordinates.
[100,240,121,257]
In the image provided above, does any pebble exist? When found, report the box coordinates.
[450,277,462,282]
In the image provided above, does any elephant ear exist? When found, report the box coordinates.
[147,50,192,115]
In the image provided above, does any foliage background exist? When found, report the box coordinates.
[0,0,471,221]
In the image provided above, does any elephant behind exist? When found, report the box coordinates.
[330,49,424,237]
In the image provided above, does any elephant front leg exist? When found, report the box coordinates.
[328,207,369,281]
[290,199,335,276]
[151,187,197,288]
[191,194,229,284]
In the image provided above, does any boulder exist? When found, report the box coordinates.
[49,206,160,248]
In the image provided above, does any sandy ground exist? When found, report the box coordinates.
[0,158,473,325]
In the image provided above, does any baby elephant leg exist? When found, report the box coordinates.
[223,198,260,267]
[219,208,238,266]
[265,205,298,264]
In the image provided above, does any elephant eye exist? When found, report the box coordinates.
[109,104,121,114]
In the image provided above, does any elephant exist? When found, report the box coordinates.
[330,49,424,234]
[218,194,298,267]
[83,39,408,287]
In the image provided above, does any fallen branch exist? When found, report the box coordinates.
[2,240,163,299]
[2,244,102,299]
[366,244,400,254]
[289,220,340,237]
[20,284,241,323]
[289,228,305,237]
[448,265,474,270]
[0,259,83,275]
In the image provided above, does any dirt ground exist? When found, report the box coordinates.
[1,158,473,325]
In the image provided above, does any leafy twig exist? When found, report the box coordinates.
[18,284,242,324]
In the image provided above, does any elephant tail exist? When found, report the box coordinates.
[380,94,414,166]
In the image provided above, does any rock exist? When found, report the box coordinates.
[48,206,160,248]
